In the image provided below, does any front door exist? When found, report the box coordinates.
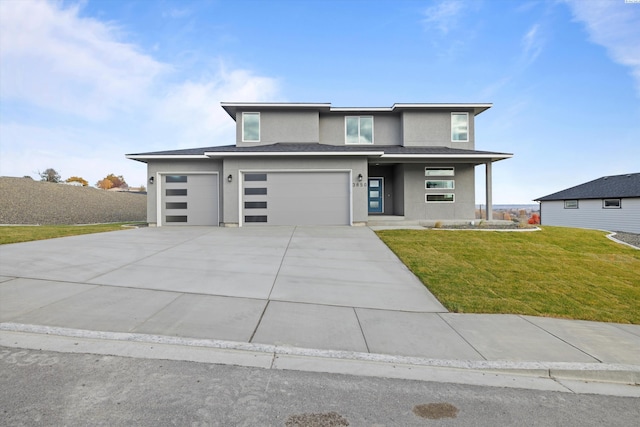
[368,178,383,213]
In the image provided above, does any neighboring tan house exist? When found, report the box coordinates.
[535,173,640,234]
[126,102,512,226]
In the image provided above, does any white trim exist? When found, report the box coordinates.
[206,151,385,157]
[425,167,455,176]
[344,116,374,145]
[425,193,455,203]
[126,154,208,160]
[156,172,219,227]
[451,112,469,143]
[242,112,260,142]
[384,154,512,159]
[368,177,384,214]
[238,169,353,227]
[425,179,455,190]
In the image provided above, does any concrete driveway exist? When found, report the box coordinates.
[0,226,449,353]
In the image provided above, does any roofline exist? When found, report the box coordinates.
[220,102,493,118]
[125,154,209,161]
[205,151,385,158]
[381,153,512,160]
[127,151,512,161]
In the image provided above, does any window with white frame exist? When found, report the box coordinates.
[425,167,454,176]
[603,199,621,208]
[564,200,578,209]
[426,193,455,203]
[345,116,373,144]
[242,112,260,142]
[426,180,455,189]
[451,112,468,142]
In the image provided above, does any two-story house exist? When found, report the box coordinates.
[126,102,512,226]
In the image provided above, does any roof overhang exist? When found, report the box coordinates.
[125,154,209,162]
[220,102,493,119]
[204,151,385,158]
[221,102,332,119]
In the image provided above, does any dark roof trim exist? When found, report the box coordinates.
[535,173,640,201]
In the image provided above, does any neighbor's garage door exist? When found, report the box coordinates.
[242,171,350,226]
[161,174,218,226]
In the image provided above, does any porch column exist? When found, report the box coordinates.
[485,161,493,220]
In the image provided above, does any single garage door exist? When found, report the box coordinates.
[242,171,350,226]
[161,173,219,226]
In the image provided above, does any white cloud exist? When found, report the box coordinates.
[422,0,464,34]
[563,0,640,96]
[521,23,543,65]
[0,0,167,120]
[152,66,280,148]
[0,0,280,187]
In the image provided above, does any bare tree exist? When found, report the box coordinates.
[39,168,61,183]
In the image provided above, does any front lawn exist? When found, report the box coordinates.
[376,226,640,324]
[0,223,143,245]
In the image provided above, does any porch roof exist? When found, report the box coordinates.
[127,143,512,163]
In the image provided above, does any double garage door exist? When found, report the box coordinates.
[161,174,219,226]
[242,171,351,226]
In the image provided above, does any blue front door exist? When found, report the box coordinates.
[368,178,383,213]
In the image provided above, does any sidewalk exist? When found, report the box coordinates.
[1,226,638,393]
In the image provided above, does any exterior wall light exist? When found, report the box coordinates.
[149,176,154,184]
[227,174,233,183]
[358,173,363,182]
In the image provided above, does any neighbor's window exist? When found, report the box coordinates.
[426,180,455,189]
[603,199,621,209]
[345,116,373,144]
[451,112,469,142]
[242,112,260,142]
[425,167,454,176]
[426,193,455,203]
[564,200,578,209]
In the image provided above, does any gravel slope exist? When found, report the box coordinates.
[0,177,146,225]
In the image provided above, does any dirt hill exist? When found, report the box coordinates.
[0,177,147,225]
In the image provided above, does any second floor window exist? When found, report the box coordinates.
[451,112,468,142]
[243,112,260,142]
[345,116,373,144]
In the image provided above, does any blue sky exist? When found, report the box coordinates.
[1,0,639,204]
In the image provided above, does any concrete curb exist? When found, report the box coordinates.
[2,322,638,386]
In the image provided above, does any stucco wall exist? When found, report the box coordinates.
[401,110,475,149]
[402,163,475,220]
[222,156,369,226]
[540,198,640,233]
[146,159,223,225]
[235,110,319,146]
[319,113,402,146]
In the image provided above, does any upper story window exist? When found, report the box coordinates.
[451,112,469,142]
[242,112,260,142]
[345,116,373,144]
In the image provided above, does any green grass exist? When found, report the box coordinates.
[0,223,143,245]
[376,226,640,324]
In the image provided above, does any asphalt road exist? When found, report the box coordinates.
[1,346,638,426]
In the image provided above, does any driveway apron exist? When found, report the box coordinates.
[0,226,448,354]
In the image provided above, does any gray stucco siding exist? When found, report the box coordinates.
[319,113,402,146]
[540,198,640,234]
[402,163,475,221]
[236,110,319,146]
[401,110,475,149]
